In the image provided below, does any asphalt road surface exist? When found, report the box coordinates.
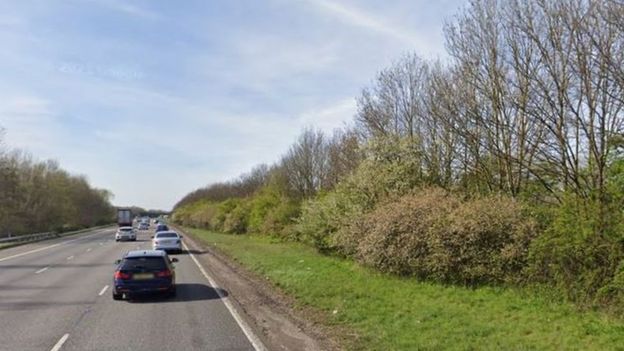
[0,227,259,351]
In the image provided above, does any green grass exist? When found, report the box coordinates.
[187,228,624,351]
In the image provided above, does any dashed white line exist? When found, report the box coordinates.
[86,248,92,252]
[35,267,49,274]
[98,285,109,296]
[50,333,69,351]
[66,256,74,260]
[182,241,267,351]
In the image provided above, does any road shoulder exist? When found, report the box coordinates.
[176,226,339,351]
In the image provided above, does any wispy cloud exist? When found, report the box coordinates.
[306,0,429,52]
[86,0,162,20]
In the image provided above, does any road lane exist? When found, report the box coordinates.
[0,228,126,350]
[0,228,116,287]
[0,226,257,351]
[64,240,254,350]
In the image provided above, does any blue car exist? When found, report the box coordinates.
[112,250,177,300]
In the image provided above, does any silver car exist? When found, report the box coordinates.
[115,226,137,241]
[152,231,183,253]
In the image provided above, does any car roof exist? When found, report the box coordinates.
[154,231,177,236]
[124,250,167,258]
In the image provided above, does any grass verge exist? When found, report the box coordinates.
[186,227,624,350]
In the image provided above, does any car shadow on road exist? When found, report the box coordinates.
[175,249,207,255]
[127,283,228,303]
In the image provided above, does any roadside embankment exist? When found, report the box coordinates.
[183,227,624,351]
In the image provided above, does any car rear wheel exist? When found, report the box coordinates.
[169,286,177,298]
[112,291,123,300]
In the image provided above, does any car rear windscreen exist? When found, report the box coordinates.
[156,233,177,238]
[121,257,166,270]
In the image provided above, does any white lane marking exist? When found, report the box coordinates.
[50,333,69,351]
[86,248,92,252]
[182,241,267,351]
[98,285,109,296]
[0,229,112,263]
[66,256,74,260]
[35,266,49,274]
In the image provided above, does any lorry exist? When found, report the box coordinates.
[117,208,133,227]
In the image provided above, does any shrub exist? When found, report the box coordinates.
[210,199,238,231]
[260,198,301,237]
[527,195,624,305]
[297,192,347,252]
[248,188,281,233]
[189,201,218,229]
[221,199,249,234]
[353,188,536,284]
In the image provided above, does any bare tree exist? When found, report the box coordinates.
[325,128,361,189]
[281,128,330,198]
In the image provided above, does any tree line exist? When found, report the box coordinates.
[0,128,115,236]
[174,0,624,310]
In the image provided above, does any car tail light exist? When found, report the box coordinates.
[114,271,131,280]
[155,270,172,278]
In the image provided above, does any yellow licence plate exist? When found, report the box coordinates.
[133,273,153,280]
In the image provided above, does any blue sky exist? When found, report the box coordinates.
[0,0,463,210]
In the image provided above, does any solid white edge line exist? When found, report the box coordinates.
[98,285,109,296]
[182,241,267,351]
[0,229,110,262]
[35,266,49,274]
[50,333,69,351]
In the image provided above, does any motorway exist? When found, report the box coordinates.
[0,227,258,351]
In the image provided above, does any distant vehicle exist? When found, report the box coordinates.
[152,231,183,253]
[138,222,149,230]
[112,250,178,300]
[155,224,169,232]
[117,208,132,227]
[115,227,137,241]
